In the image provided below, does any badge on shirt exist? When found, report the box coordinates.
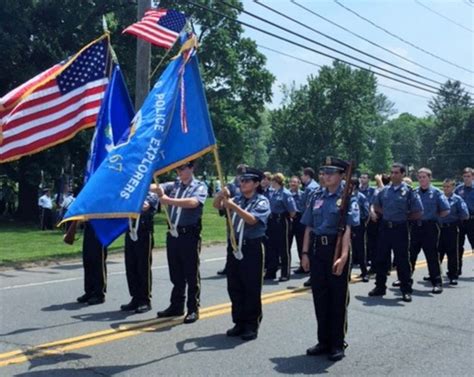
[336,198,342,207]
[314,200,324,209]
[401,188,407,197]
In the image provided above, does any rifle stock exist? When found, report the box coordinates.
[333,161,355,268]
[63,220,78,245]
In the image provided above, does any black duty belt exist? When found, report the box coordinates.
[382,220,407,229]
[439,222,458,228]
[174,225,201,235]
[313,234,338,247]
[269,213,289,221]
[241,237,264,246]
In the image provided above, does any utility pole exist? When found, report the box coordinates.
[135,0,151,110]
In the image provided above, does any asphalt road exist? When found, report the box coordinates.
[0,241,473,376]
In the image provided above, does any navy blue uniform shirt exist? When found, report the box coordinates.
[359,185,376,205]
[455,184,474,214]
[269,187,297,214]
[301,185,360,236]
[416,185,450,221]
[374,182,423,222]
[439,194,469,224]
[290,189,305,213]
[231,193,270,239]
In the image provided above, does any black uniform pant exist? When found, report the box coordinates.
[227,238,264,331]
[458,218,474,274]
[438,224,460,280]
[166,230,201,313]
[351,221,368,276]
[82,224,107,298]
[375,222,413,294]
[267,215,291,278]
[410,222,442,286]
[288,213,305,264]
[40,208,53,230]
[310,236,350,350]
[125,228,154,304]
[366,220,378,266]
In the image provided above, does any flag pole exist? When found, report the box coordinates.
[212,146,240,257]
[153,176,174,231]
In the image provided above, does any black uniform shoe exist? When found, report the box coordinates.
[157,307,184,318]
[226,325,245,337]
[303,278,312,287]
[432,286,443,294]
[240,329,258,341]
[264,272,276,280]
[135,303,152,313]
[328,348,345,361]
[183,312,199,324]
[368,287,386,297]
[361,275,369,283]
[402,293,412,302]
[392,280,401,287]
[87,296,105,305]
[449,279,458,285]
[217,268,227,275]
[293,267,305,274]
[306,343,329,356]
[423,276,431,281]
[367,268,376,276]
[279,276,290,282]
[120,300,139,311]
[77,294,90,303]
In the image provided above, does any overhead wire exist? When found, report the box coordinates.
[254,0,445,88]
[290,0,474,89]
[414,0,474,33]
[257,44,432,100]
[334,0,474,74]
[182,0,439,95]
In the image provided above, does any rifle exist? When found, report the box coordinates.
[332,160,355,275]
[63,220,78,245]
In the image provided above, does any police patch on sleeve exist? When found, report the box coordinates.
[351,201,360,212]
[256,199,269,210]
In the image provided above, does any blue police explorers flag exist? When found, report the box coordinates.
[62,42,217,246]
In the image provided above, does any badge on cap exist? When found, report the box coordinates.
[326,156,332,165]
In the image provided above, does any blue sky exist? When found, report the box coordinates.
[239,0,473,117]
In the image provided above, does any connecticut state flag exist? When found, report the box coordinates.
[62,38,217,246]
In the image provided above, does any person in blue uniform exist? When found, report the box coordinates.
[359,173,377,270]
[261,172,275,276]
[369,163,423,303]
[409,168,450,293]
[120,192,158,314]
[454,167,474,276]
[266,173,297,281]
[152,161,208,324]
[217,164,247,276]
[439,178,469,285]
[288,176,306,274]
[213,168,270,341]
[77,222,107,305]
[351,174,370,282]
[301,157,360,362]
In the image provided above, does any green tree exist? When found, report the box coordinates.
[369,125,393,174]
[386,113,422,168]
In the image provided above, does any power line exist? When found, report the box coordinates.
[219,0,442,93]
[414,0,474,33]
[254,0,445,89]
[334,0,474,74]
[183,0,439,94]
[290,0,474,89]
[258,44,432,100]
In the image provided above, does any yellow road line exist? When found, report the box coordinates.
[0,252,471,368]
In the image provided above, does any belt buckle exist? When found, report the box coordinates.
[321,236,328,246]
[387,221,393,229]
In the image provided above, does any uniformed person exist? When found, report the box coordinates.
[369,163,423,303]
[152,161,208,324]
[76,222,107,305]
[261,172,275,275]
[266,173,297,281]
[409,168,450,293]
[351,176,370,282]
[439,178,469,285]
[301,157,359,362]
[38,188,53,230]
[288,176,306,274]
[454,167,474,276]
[120,192,158,314]
[213,168,270,341]
[217,164,247,276]
[359,173,377,270]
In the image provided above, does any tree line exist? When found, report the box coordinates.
[0,0,472,220]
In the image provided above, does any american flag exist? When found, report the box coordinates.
[0,37,110,163]
[123,8,187,49]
